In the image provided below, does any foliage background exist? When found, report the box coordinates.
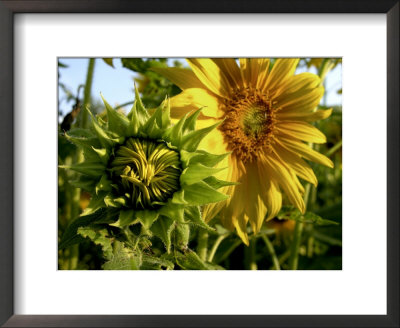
[58,58,342,270]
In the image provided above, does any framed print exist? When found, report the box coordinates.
[0,1,398,327]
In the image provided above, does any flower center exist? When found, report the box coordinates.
[109,138,182,210]
[220,88,276,163]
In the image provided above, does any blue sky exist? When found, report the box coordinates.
[58,58,341,118]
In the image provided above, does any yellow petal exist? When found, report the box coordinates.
[265,58,299,91]
[273,141,318,186]
[279,136,334,168]
[169,88,222,119]
[213,58,243,89]
[273,72,320,99]
[257,156,283,221]
[242,161,267,233]
[276,121,327,144]
[150,67,204,90]
[239,58,269,89]
[187,59,232,98]
[263,152,306,214]
[276,85,324,113]
[277,108,333,122]
[234,212,249,246]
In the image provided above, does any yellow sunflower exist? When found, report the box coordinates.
[153,58,333,245]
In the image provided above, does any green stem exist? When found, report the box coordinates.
[245,238,258,270]
[325,139,342,157]
[288,220,303,270]
[197,229,208,261]
[81,58,96,129]
[207,234,227,262]
[261,235,280,270]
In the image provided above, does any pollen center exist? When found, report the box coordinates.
[220,88,276,163]
[109,138,182,210]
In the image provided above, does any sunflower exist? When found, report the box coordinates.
[153,58,333,245]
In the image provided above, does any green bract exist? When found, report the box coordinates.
[61,89,231,238]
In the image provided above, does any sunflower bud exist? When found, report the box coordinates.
[61,88,232,238]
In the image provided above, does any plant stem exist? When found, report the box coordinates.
[261,235,280,270]
[207,234,227,262]
[197,229,208,261]
[288,220,304,270]
[245,238,258,270]
[325,139,342,157]
[81,58,96,129]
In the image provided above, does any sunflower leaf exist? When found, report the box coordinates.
[150,216,175,253]
[77,226,114,260]
[180,121,221,152]
[101,94,131,136]
[102,241,141,270]
[184,206,215,232]
[59,208,108,250]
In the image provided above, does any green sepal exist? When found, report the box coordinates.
[92,147,109,164]
[154,97,171,129]
[64,133,101,151]
[189,150,230,167]
[136,209,159,229]
[150,216,175,253]
[69,176,96,191]
[77,226,114,260]
[171,189,188,205]
[182,109,202,133]
[179,150,202,168]
[87,108,117,149]
[203,176,239,189]
[182,181,229,205]
[158,200,185,222]
[174,249,209,270]
[141,107,163,139]
[101,93,131,136]
[167,112,188,145]
[110,209,136,227]
[81,191,107,216]
[59,161,105,177]
[184,206,215,232]
[180,163,226,186]
[104,194,127,208]
[95,175,112,194]
[180,121,221,152]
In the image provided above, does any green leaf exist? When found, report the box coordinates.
[59,208,108,250]
[278,206,339,226]
[180,163,226,186]
[81,191,107,216]
[102,241,141,270]
[182,181,229,205]
[154,97,171,129]
[174,249,209,270]
[59,161,105,177]
[150,216,175,253]
[141,254,174,270]
[184,206,215,232]
[77,226,113,260]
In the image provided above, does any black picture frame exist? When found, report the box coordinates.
[0,1,398,327]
